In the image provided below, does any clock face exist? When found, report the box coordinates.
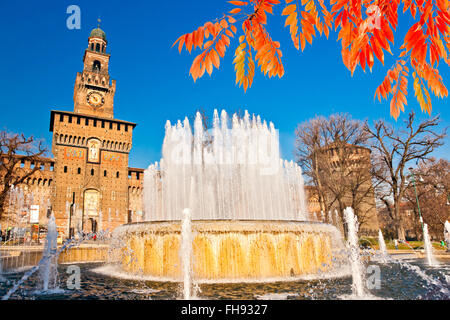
[86,91,105,107]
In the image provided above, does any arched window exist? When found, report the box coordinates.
[93,60,101,72]
[95,43,100,52]
[90,43,94,50]
[91,168,95,176]
[116,171,119,178]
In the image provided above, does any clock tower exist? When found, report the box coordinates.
[73,23,116,118]
[49,24,139,237]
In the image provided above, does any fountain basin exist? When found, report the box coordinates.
[111,220,344,282]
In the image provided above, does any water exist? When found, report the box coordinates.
[343,207,366,297]
[38,213,59,292]
[423,224,438,266]
[0,260,447,300]
[143,110,308,221]
[445,221,450,250]
[378,229,388,262]
[181,208,192,299]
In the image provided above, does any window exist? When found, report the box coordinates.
[93,60,101,72]
[136,173,140,180]
[20,159,25,168]
[30,162,35,169]
[76,117,80,125]
[64,166,68,173]
[85,118,89,126]
[125,125,128,132]
[117,124,121,131]
[93,119,97,127]
[91,43,94,50]
[116,171,119,178]
[101,121,105,128]
[95,43,100,52]
[60,114,64,122]
[104,170,107,177]
[40,164,44,171]
[68,115,72,123]
[102,44,105,52]
[77,168,81,174]
[50,163,54,171]
[91,169,95,176]
[109,122,113,129]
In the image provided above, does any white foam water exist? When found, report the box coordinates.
[423,223,438,267]
[343,207,366,298]
[181,208,193,300]
[378,229,388,262]
[38,213,59,292]
[143,110,309,221]
[444,221,450,250]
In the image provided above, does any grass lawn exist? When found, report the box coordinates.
[358,237,447,251]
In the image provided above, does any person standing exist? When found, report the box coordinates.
[394,239,398,250]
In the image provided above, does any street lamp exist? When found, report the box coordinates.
[409,167,424,231]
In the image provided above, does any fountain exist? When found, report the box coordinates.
[327,211,333,225]
[343,207,366,297]
[1,110,449,300]
[378,229,388,262]
[423,223,438,266]
[181,208,193,299]
[112,110,345,282]
[444,221,450,251]
[37,213,59,292]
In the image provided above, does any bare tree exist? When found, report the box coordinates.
[0,130,47,218]
[295,114,376,231]
[365,112,446,241]
[295,116,329,214]
[404,158,450,239]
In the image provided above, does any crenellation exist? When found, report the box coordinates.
[1,26,145,238]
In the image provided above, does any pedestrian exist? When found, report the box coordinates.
[394,239,398,250]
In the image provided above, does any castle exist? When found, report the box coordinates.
[1,26,144,237]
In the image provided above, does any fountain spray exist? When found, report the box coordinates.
[39,212,59,291]
[444,221,450,251]
[181,208,192,300]
[343,207,365,297]
[378,229,388,262]
[423,223,437,266]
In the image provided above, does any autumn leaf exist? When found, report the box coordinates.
[174,0,450,118]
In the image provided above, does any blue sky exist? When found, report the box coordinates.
[0,0,448,169]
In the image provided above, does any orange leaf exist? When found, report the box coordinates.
[282,4,297,16]
[220,19,229,29]
[211,49,220,69]
[228,1,246,5]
